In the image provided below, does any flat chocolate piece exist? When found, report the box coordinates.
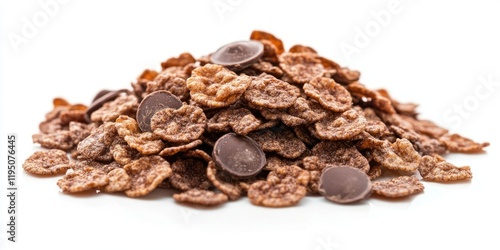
[91,89,112,103]
[210,40,264,71]
[136,90,182,132]
[85,89,128,123]
[212,133,266,178]
[318,166,372,204]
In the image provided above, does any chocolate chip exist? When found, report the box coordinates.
[91,89,112,103]
[85,89,128,122]
[136,90,182,132]
[210,40,264,71]
[318,166,372,204]
[212,133,266,178]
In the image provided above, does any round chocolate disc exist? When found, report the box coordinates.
[212,133,266,178]
[137,90,182,132]
[85,89,128,123]
[318,166,372,204]
[210,40,264,71]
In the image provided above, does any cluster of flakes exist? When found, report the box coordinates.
[23,31,489,207]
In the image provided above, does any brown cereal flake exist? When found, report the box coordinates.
[375,111,412,128]
[307,141,370,173]
[377,89,418,117]
[244,73,300,109]
[354,106,391,138]
[42,98,86,127]
[367,163,383,180]
[403,117,448,139]
[103,168,132,193]
[184,149,213,163]
[115,115,140,137]
[333,67,361,85]
[159,140,203,157]
[77,123,118,160]
[293,125,319,146]
[22,149,71,175]
[161,52,196,70]
[393,102,419,117]
[418,155,472,182]
[173,189,228,206]
[356,132,385,150]
[206,161,242,200]
[157,178,173,189]
[144,78,166,95]
[158,66,190,80]
[279,52,325,84]
[248,61,283,77]
[70,149,80,159]
[239,179,261,194]
[39,118,65,134]
[123,156,172,197]
[287,97,328,124]
[256,106,307,127]
[90,95,138,123]
[317,55,360,85]
[256,119,280,130]
[303,77,352,112]
[414,136,447,156]
[169,157,211,191]
[238,170,269,191]
[186,64,251,108]
[302,156,322,171]
[104,161,122,172]
[59,109,87,125]
[264,155,290,171]
[370,138,421,172]
[439,133,489,153]
[389,125,421,144]
[32,131,74,151]
[207,108,261,135]
[365,120,391,138]
[267,165,310,187]
[69,122,96,145]
[357,107,390,138]
[248,128,306,159]
[313,109,367,140]
[52,97,70,109]
[247,180,307,208]
[318,56,340,70]
[359,107,381,121]
[151,105,206,143]
[250,30,285,54]
[72,159,120,173]
[57,167,109,193]
[111,143,139,165]
[390,125,446,156]
[372,176,424,198]
[124,132,165,155]
[347,83,395,114]
[289,44,317,54]
[137,69,158,82]
[131,79,148,99]
[148,72,189,101]
[264,154,304,171]
[306,170,321,194]
[258,40,280,65]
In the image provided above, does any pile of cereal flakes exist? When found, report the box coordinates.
[23,31,489,207]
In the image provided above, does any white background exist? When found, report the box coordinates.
[1,1,499,249]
